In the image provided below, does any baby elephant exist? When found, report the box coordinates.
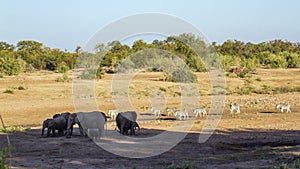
[41,118,53,137]
[41,116,67,137]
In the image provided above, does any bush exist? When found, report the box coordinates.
[229,66,251,78]
[0,51,26,76]
[56,73,71,82]
[17,85,27,90]
[282,52,300,68]
[0,126,24,133]
[171,69,197,83]
[0,147,9,169]
[255,77,262,81]
[25,63,35,73]
[3,89,13,94]
[57,62,69,73]
[268,54,287,68]
[78,68,104,79]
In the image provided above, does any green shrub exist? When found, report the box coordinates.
[57,62,69,73]
[281,52,300,68]
[0,147,9,169]
[3,89,13,94]
[272,87,300,94]
[0,53,26,76]
[17,85,27,90]
[0,126,24,133]
[171,69,197,83]
[25,63,35,73]
[56,73,71,82]
[78,68,104,80]
[159,87,167,92]
[268,54,287,68]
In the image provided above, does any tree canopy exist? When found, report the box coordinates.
[0,34,299,77]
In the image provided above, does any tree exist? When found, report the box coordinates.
[0,42,15,52]
[132,40,148,52]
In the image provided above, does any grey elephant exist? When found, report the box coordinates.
[52,114,60,119]
[66,113,84,138]
[116,111,140,135]
[49,116,67,137]
[41,118,53,137]
[52,112,71,121]
[76,111,107,139]
[60,112,71,119]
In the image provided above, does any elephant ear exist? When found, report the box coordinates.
[74,116,80,124]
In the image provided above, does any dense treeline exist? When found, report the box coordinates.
[0,40,79,76]
[215,39,300,71]
[0,33,299,77]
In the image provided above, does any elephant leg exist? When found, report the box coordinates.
[120,125,125,135]
[125,127,130,135]
[78,124,84,136]
[47,128,51,137]
[58,129,64,136]
[130,125,135,135]
[41,127,45,136]
[52,128,56,137]
[131,128,135,135]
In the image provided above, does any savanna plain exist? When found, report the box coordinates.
[0,68,300,169]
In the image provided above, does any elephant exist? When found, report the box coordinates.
[60,112,71,119]
[41,118,53,137]
[49,116,67,137]
[116,111,140,135]
[52,114,61,119]
[66,113,84,138]
[75,111,107,139]
[53,112,71,120]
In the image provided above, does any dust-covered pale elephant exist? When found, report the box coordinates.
[76,111,107,140]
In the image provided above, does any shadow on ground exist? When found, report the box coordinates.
[0,127,300,169]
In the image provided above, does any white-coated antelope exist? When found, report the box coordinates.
[193,108,207,118]
[150,107,161,117]
[166,108,175,116]
[276,104,291,113]
[275,104,283,110]
[108,110,118,120]
[174,109,189,120]
[230,103,240,114]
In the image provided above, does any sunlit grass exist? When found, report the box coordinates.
[0,126,29,133]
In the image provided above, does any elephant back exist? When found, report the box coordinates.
[118,111,137,122]
[76,111,107,130]
[60,112,71,120]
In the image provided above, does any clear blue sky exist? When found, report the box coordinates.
[1,0,300,51]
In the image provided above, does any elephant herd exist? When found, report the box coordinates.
[41,111,140,138]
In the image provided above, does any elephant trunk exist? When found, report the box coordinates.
[136,124,140,131]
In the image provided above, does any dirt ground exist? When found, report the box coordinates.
[0,69,300,169]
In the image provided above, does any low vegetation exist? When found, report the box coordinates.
[272,156,300,169]
[0,126,26,133]
[0,147,8,169]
